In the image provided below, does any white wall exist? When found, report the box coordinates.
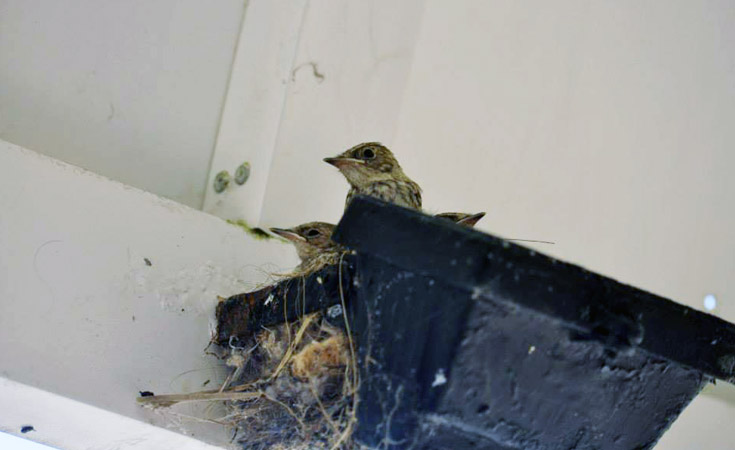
[0,140,298,448]
[0,0,246,209]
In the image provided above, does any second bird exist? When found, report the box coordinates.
[270,222,342,274]
[271,212,484,275]
[435,212,486,228]
[324,142,422,210]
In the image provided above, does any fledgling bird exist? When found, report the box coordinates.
[435,212,552,243]
[269,222,343,274]
[435,212,486,228]
[324,142,422,210]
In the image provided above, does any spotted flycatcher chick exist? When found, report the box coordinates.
[269,222,343,274]
[435,212,486,228]
[324,142,422,210]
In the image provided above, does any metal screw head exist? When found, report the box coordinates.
[234,162,251,185]
[214,170,230,193]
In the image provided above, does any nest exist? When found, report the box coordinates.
[224,313,357,449]
[139,286,359,449]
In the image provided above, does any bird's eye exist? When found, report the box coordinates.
[306,229,321,238]
[362,147,376,159]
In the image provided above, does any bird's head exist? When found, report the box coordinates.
[269,222,338,262]
[324,142,405,188]
[435,212,486,228]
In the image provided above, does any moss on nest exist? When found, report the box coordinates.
[227,219,277,241]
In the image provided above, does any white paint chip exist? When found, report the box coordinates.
[264,293,275,306]
[704,294,717,311]
[327,304,342,319]
[431,368,447,388]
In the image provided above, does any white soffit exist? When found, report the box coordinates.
[0,0,247,209]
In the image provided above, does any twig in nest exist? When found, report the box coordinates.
[309,382,341,438]
[338,254,359,394]
[329,253,360,450]
[262,390,307,436]
[269,313,317,380]
[137,390,260,408]
[269,251,344,279]
[220,341,259,392]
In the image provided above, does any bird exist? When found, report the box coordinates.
[435,212,486,228]
[324,142,422,210]
[435,212,552,243]
[269,222,343,274]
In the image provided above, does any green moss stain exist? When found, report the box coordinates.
[227,219,279,241]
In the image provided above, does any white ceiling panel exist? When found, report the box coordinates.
[0,0,246,208]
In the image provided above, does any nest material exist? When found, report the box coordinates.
[226,313,357,449]
[276,250,349,279]
[291,334,347,380]
[139,305,358,449]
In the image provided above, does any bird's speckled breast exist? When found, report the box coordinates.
[346,180,422,210]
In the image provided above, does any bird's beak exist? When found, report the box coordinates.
[457,212,486,227]
[323,157,364,169]
[269,228,305,242]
